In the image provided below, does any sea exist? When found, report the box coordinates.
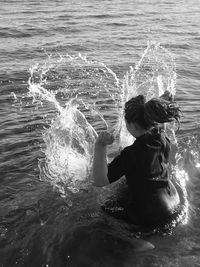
[1,0,200,266]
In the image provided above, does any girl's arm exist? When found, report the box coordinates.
[93,131,114,187]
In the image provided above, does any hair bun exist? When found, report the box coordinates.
[144,98,181,125]
[124,94,181,130]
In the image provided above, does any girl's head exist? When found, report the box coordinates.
[124,93,181,136]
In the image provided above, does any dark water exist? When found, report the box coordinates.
[1,1,200,266]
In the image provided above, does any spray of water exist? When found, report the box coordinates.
[38,100,97,194]
[27,53,122,194]
[119,41,177,148]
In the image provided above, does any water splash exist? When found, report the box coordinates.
[39,100,97,194]
[119,41,177,147]
[166,133,200,227]
[26,43,187,224]
[27,53,122,194]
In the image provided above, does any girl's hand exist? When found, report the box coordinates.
[160,90,173,102]
[95,131,114,146]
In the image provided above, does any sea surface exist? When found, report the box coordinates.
[1,0,200,266]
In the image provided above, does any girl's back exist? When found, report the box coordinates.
[107,127,180,227]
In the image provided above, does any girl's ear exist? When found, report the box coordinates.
[133,122,140,130]
[125,120,133,133]
[126,121,135,129]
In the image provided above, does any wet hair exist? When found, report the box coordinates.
[124,94,181,130]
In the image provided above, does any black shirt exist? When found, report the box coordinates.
[107,128,171,202]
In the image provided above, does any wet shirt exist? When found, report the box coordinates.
[107,128,171,201]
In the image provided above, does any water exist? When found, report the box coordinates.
[1,1,200,266]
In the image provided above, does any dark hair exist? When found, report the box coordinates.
[124,94,181,130]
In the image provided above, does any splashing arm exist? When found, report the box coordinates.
[93,131,114,187]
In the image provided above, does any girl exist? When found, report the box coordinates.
[93,94,181,228]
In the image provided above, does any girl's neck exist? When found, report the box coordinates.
[134,129,147,138]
